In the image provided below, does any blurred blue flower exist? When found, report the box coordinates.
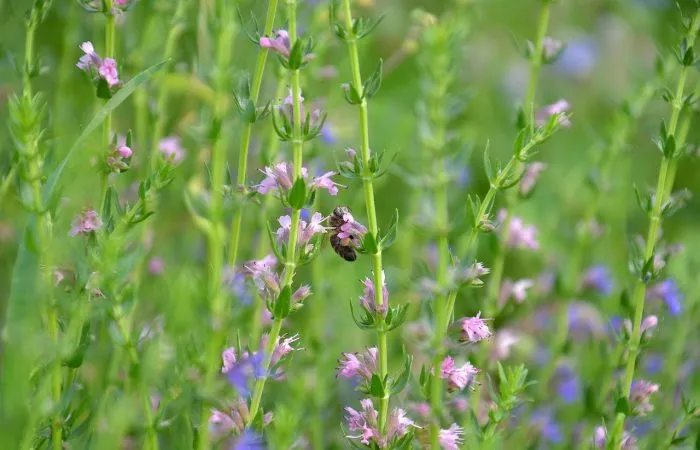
[647,279,683,315]
[231,430,266,450]
[531,408,564,444]
[226,352,266,398]
[554,37,598,79]
[556,365,581,404]
[321,123,336,144]
[643,354,664,375]
[225,269,253,305]
[581,264,614,296]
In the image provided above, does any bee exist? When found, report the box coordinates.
[329,206,358,262]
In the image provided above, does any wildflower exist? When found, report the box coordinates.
[647,279,683,315]
[69,209,103,236]
[491,329,520,360]
[338,347,378,382]
[459,312,492,343]
[148,256,165,275]
[498,210,539,250]
[555,365,581,404]
[271,334,300,366]
[221,349,265,397]
[567,302,605,340]
[231,430,266,450]
[582,265,614,295]
[360,273,389,316]
[117,145,132,159]
[535,99,571,127]
[345,399,415,448]
[540,36,564,61]
[439,356,479,392]
[243,255,280,299]
[408,402,431,419]
[455,261,490,287]
[520,162,546,195]
[629,380,659,416]
[260,30,291,58]
[98,58,120,87]
[623,315,658,337]
[275,213,329,247]
[554,37,597,78]
[209,409,235,436]
[224,268,253,304]
[76,41,101,71]
[593,425,637,450]
[254,162,342,197]
[499,278,534,305]
[439,424,464,450]
[158,136,185,164]
[209,398,250,439]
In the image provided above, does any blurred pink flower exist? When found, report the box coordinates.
[69,209,103,236]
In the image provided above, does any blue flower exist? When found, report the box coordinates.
[531,408,563,444]
[556,365,581,404]
[554,37,598,78]
[647,279,683,315]
[225,352,266,398]
[582,265,614,296]
[231,430,265,450]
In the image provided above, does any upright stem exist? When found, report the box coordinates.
[228,0,279,269]
[100,1,116,211]
[484,1,550,318]
[247,0,304,426]
[537,83,655,400]
[609,10,700,447]
[22,12,62,450]
[198,4,236,447]
[341,0,390,431]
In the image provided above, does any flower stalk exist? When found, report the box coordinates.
[100,0,116,211]
[340,0,391,431]
[246,0,304,426]
[484,0,551,318]
[609,8,700,447]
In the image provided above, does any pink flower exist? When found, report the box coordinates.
[459,312,492,343]
[439,424,464,450]
[520,162,546,195]
[117,145,132,159]
[310,171,343,196]
[255,162,296,194]
[69,209,103,236]
[158,136,185,164]
[271,334,300,366]
[345,399,415,448]
[148,256,165,275]
[338,347,378,382]
[98,58,120,87]
[630,380,659,416]
[260,30,291,58]
[298,212,330,244]
[77,41,101,71]
[360,272,389,316]
[492,329,520,360]
[535,99,571,127]
[593,426,637,450]
[499,210,539,250]
[499,278,534,306]
[440,356,479,392]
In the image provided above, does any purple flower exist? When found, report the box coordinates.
[593,426,637,449]
[567,302,605,339]
[459,312,492,343]
[531,409,563,443]
[644,354,664,375]
[498,210,539,250]
[554,37,597,79]
[321,123,336,144]
[148,256,165,275]
[520,162,546,196]
[630,380,659,416]
[556,365,581,404]
[259,30,291,58]
[338,347,378,382]
[499,278,534,306]
[345,399,415,448]
[647,279,683,315]
[224,268,253,304]
[582,265,614,295]
[98,58,120,87]
[230,430,265,450]
[360,272,389,317]
[491,329,520,361]
[439,357,479,392]
[69,209,103,236]
[275,213,329,248]
[439,424,464,450]
[117,145,132,159]
[540,36,564,61]
[254,162,343,197]
[270,334,300,366]
[159,136,185,164]
[623,315,658,337]
[76,41,101,71]
[309,171,342,196]
[221,349,265,398]
[535,99,571,127]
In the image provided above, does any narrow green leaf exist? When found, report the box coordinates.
[274,286,292,319]
[43,59,169,207]
[380,208,399,249]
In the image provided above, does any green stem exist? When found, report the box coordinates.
[342,0,390,431]
[198,4,236,448]
[484,0,550,318]
[100,2,116,213]
[246,0,304,427]
[609,10,700,447]
[228,0,278,268]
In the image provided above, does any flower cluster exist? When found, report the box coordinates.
[158,136,186,165]
[243,255,311,310]
[337,347,378,383]
[76,41,120,88]
[498,210,539,250]
[592,426,637,450]
[345,399,416,448]
[629,379,659,416]
[359,273,388,316]
[439,356,479,393]
[255,161,343,198]
[69,209,103,237]
[459,312,492,344]
[275,212,329,248]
